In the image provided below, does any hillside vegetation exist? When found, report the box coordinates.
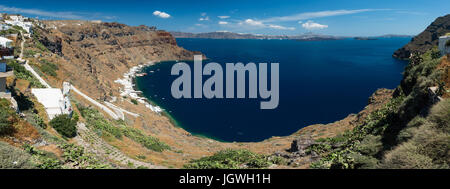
[308,49,449,169]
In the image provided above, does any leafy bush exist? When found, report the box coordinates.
[7,59,45,88]
[22,144,63,169]
[60,143,110,169]
[184,149,273,169]
[49,114,77,138]
[22,143,109,169]
[131,99,138,105]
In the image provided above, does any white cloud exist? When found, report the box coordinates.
[0,5,88,19]
[218,16,230,19]
[218,21,228,25]
[268,24,295,30]
[262,9,385,22]
[239,19,295,30]
[153,10,171,18]
[302,20,328,30]
[199,16,209,21]
[242,19,265,27]
[199,13,210,21]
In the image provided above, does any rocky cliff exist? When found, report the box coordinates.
[393,14,450,59]
[36,20,200,99]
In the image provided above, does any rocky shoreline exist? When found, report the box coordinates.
[114,62,163,113]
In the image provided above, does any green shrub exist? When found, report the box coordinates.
[349,153,379,169]
[37,157,63,169]
[59,143,110,169]
[49,114,77,138]
[184,149,273,169]
[131,99,138,105]
[379,143,437,169]
[356,135,383,156]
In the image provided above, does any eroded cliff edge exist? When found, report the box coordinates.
[36,20,201,100]
[393,14,450,59]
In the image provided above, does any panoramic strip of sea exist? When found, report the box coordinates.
[136,38,410,142]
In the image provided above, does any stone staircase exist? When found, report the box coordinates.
[74,122,166,169]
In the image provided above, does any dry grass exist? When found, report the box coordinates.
[14,79,30,94]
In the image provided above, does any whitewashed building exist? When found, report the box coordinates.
[0,37,13,48]
[9,15,27,22]
[439,34,450,56]
[0,23,10,31]
[5,20,33,33]
[31,88,73,119]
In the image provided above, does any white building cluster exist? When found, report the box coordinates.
[4,14,33,34]
[0,36,12,48]
[114,62,163,113]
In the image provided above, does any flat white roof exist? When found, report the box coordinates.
[31,88,64,108]
[0,36,12,43]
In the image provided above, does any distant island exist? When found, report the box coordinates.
[354,37,378,40]
[170,31,346,41]
[170,31,413,41]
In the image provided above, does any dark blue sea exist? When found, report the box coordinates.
[136,38,410,142]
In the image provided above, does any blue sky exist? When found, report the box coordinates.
[0,0,448,36]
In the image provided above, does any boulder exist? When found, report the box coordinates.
[289,136,315,156]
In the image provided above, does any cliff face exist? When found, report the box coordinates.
[393,14,450,59]
[35,20,200,99]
